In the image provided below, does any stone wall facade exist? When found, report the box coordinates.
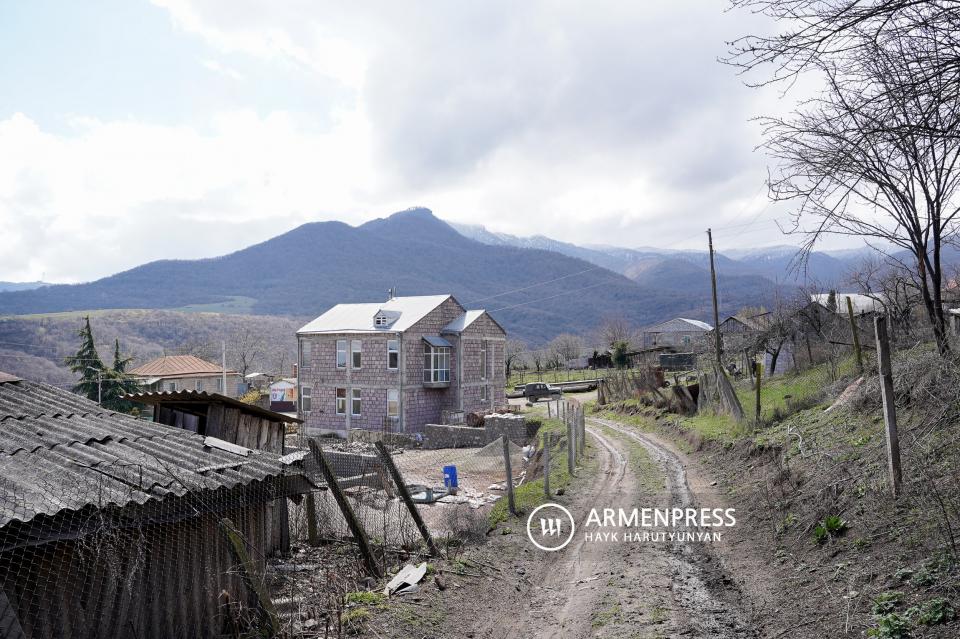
[299,297,508,437]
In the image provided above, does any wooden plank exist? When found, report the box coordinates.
[308,440,382,577]
[543,431,551,498]
[374,441,440,557]
[218,517,281,636]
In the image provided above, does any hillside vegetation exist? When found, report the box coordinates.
[0,310,303,385]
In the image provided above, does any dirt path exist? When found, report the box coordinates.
[371,414,764,638]
[456,416,756,638]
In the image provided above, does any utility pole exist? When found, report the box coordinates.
[221,340,227,396]
[708,228,722,365]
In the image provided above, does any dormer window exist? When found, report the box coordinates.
[373,309,401,328]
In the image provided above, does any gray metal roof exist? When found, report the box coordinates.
[297,294,454,334]
[124,389,303,423]
[0,378,290,529]
[643,317,713,333]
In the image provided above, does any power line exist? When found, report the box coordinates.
[467,266,603,304]
[488,277,623,312]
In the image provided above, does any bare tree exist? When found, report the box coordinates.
[594,315,638,350]
[548,334,584,369]
[848,255,921,336]
[231,327,265,378]
[734,7,960,354]
[504,339,527,379]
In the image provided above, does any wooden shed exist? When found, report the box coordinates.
[127,390,301,454]
[0,374,311,639]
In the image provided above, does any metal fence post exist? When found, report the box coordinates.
[874,316,903,497]
[308,439,382,577]
[373,441,440,557]
[567,420,575,475]
[502,436,517,515]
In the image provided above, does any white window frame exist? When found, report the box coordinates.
[300,339,311,362]
[480,340,488,380]
[351,339,362,369]
[301,385,312,413]
[351,388,362,416]
[480,384,488,402]
[167,381,178,392]
[216,377,223,392]
[195,379,203,391]
[335,388,346,415]
[336,339,347,368]
[375,314,388,326]
[387,339,399,370]
[423,344,451,383]
[387,389,399,418]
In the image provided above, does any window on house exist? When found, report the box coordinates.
[423,344,451,383]
[387,340,399,370]
[336,340,347,368]
[216,377,223,392]
[352,339,362,369]
[300,339,311,363]
[480,340,488,380]
[375,314,388,326]
[387,389,399,418]
[351,388,362,416]
[195,379,202,391]
[683,335,692,346]
[167,381,178,392]
[301,386,312,412]
[336,388,346,415]
[480,384,488,402]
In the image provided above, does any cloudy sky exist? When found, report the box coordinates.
[0,0,815,284]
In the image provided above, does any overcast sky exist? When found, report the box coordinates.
[0,0,827,284]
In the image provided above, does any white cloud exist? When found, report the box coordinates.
[0,1,816,283]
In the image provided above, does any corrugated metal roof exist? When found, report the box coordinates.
[129,355,237,378]
[124,389,303,423]
[810,293,884,315]
[297,295,454,334]
[0,378,289,528]
[643,318,714,333]
[423,335,453,348]
[441,310,485,334]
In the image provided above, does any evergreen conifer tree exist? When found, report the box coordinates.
[64,316,105,402]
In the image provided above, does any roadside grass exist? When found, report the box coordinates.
[488,416,591,526]
[593,422,664,492]
[593,358,856,445]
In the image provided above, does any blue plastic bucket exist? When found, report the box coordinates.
[442,465,459,488]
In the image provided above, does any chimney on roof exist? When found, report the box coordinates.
[387,287,396,301]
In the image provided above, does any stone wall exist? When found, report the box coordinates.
[420,413,533,449]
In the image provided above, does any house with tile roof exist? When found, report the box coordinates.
[296,294,507,437]
[129,354,243,397]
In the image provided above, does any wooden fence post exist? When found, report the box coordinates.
[874,316,903,497]
[543,431,551,498]
[847,296,864,373]
[308,439,382,577]
[373,441,440,557]
[754,361,763,427]
[305,493,319,546]
[502,436,517,515]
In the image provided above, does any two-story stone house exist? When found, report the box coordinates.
[296,294,507,437]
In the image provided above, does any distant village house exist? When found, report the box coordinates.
[639,318,713,349]
[130,354,244,398]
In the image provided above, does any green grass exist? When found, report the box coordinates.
[488,416,588,525]
[172,295,258,314]
[506,368,611,390]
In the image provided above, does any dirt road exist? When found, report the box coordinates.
[467,416,756,638]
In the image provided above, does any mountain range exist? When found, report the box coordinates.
[0,208,871,344]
